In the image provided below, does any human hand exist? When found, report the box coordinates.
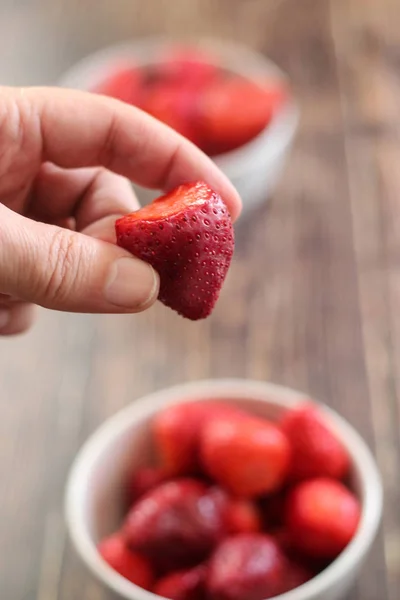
[0,87,241,335]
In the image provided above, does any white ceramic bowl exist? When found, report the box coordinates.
[58,38,299,213]
[66,378,382,600]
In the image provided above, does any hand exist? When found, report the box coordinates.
[0,87,241,335]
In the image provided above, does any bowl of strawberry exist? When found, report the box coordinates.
[59,38,299,212]
[66,379,382,600]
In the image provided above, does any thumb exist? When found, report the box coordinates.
[0,205,159,313]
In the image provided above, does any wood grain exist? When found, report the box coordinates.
[0,0,398,598]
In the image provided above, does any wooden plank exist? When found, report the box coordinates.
[331,1,400,598]
[0,0,394,598]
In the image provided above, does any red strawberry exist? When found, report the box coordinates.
[93,67,142,105]
[198,77,286,156]
[153,401,244,476]
[127,466,167,504]
[206,486,262,534]
[160,49,218,88]
[225,498,262,534]
[285,478,361,559]
[116,182,234,320]
[123,479,225,572]
[278,560,313,594]
[154,564,207,600]
[281,403,350,481]
[98,534,153,588]
[207,534,285,600]
[141,83,200,143]
[200,414,291,497]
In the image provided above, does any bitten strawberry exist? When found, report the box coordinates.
[154,564,207,600]
[207,534,285,600]
[123,479,225,572]
[285,478,361,559]
[127,466,167,504]
[116,182,234,320]
[200,414,291,497]
[98,534,153,588]
[153,402,244,476]
[281,403,350,481]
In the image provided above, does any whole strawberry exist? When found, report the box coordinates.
[123,479,225,572]
[116,181,234,320]
[285,478,361,559]
[153,401,245,476]
[200,414,291,497]
[93,67,142,105]
[154,564,207,600]
[98,534,153,589]
[281,403,350,481]
[206,486,262,534]
[126,466,167,504]
[225,497,262,534]
[198,77,286,156]
[207,533,285,600]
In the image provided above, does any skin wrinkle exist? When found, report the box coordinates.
[40,227,98,306]
[98,107,121,172]
[0,212,37,294]
[42,228,77,304]
[0,98,17,176]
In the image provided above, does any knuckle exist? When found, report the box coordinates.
[43,229,84,302]
[99,109,120,168]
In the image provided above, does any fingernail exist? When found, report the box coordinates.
[104,257,159,309]
[0,309,10,330]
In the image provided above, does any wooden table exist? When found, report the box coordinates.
[0,1,398,598]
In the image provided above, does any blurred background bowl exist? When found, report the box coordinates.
[66,379,382,600]
[59,37,299,214]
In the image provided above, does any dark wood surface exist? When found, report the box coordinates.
[0,1,399,598]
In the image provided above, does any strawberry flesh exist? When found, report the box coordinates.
[116,182,234,320]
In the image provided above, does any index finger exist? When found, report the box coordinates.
[7,87,242,220]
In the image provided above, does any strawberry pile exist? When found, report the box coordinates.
[116,181,234,321]
[97,400,361,599]
[92,47,288,156]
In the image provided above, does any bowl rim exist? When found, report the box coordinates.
[65,378,383,600]
[57,36,300,170]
